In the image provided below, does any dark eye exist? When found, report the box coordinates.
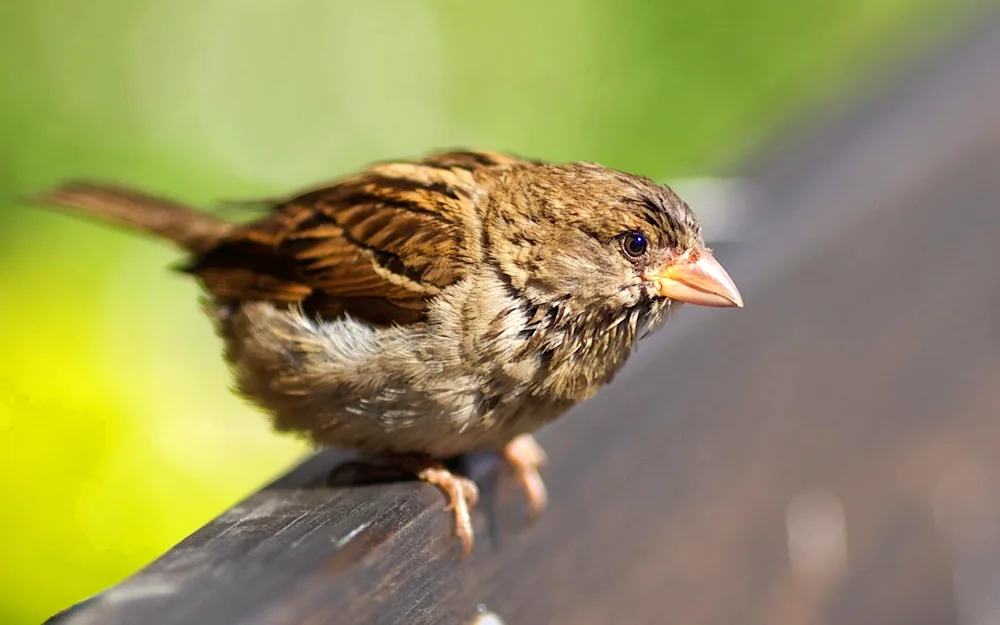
[621,231,648,258]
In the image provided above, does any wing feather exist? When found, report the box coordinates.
[186,149,538,325]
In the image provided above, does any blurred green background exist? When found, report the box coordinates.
[0,0,984,623]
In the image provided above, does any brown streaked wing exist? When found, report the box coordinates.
[187,150,539,325]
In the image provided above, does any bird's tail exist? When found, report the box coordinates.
[33,182,233,254]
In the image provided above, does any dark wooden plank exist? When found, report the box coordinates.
[52,7,1000,625]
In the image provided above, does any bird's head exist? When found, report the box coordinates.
[484,161,742,331]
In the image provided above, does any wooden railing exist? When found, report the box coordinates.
[48,8,1000,625]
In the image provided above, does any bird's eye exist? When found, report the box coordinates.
[621,231,648,258]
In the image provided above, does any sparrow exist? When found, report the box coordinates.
[35,149,743,556]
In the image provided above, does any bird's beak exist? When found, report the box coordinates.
[650,249,743,308]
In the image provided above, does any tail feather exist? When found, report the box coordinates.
[33,182,233,253]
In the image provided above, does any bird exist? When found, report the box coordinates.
[34,148,743,557]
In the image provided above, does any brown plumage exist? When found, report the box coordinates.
[35,149,743,556]
[186,150,532,322]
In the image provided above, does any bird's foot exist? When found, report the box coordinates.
[406,460,480,558]
[328,455,480,557]
[503,434,548,518]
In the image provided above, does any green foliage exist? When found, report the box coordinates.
[0,0,977,622]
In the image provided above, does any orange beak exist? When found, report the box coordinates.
[649,249,743,308]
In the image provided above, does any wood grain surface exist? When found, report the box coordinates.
[50,8,1000,625]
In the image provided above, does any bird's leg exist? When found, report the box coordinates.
[327,454,479,557]
[503,434,548,518]
[395,457,480,558]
